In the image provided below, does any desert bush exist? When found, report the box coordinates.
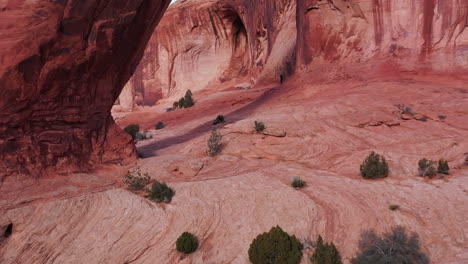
[360,152,389,179]
[124,124,140,140]
[207,130,222,157]
[155,121,166,130]
[351,226,429,264]
[291,177,306,189]
[147,181,175,203]
[176,232,198,254]
[310,236,342,264]
[418,158,437,178]
[254,121,265,133]
[212,115,225,125]
[176,90,195,109]
[124,167,151,191]
[248,226,303,264]
[135,130,152,141]
[389,204,400,211]
[437,158,449,175]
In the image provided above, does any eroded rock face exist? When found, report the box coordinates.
[297,0,468,73]
[117,0,297,109]
[0,0,170,177]
[117,0,467,109]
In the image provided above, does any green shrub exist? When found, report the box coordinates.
[418,158,437,178]
[437,158,449,174]
[155,121,166,130]
[212,115,225,125]
[291,177,306,189]
[124,167,151,191]
[147,181,175,203]
[175,90,195,109]
[207,130,222,157]
[248,226,303,264]
[124,124,140,140]
[389,204,399,211]
[351,226,429,264]
[360,152,389,179]
[311,236,342,264]
[176,232,198,254]
[254,121,265,133]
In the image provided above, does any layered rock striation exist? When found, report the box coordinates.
[118,0,467,109]
[0,0,170,177]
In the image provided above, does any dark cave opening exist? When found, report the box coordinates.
[4,223,12,238]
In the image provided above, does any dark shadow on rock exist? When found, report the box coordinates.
[137,84,281,157]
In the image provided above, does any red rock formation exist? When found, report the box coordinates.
[117,0,297,109]
[0,0,170,177]
[118,0,467,109]
[296,0,468,74]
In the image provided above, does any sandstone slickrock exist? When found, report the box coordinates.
[0,0,171,177]
[117,0,467,109]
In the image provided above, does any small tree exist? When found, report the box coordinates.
[178,97,185,108]
[291,177,306,189]
[351,226,429,264]
[176,232,198,254]
[212,115,225,125]
[124,124,140,140]
[248,226,303,264]
[254,121,265,133]
[147,181,175,203]
[360,152,389,179]
[311,236,342,264]
[207,130,222,157]
[155,121,166,130]
[124,167,151,191]
[437,158,449,175]
[418,158,437,178]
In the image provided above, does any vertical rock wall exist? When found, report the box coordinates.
[0,0,170,177]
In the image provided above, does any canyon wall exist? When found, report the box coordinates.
[0,0,170,177]
[296,0,468,74]
[118,0,467,109]
[117,0,297,109]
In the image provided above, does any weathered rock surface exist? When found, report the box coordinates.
[117,0,467,109]
[117,0,297,109]
[0,0,170,177]
[296,0,468,74]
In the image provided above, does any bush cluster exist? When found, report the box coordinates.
[360,152,389,179]
[174,90,195,109]
[254,121,265,133]
[418,158,437,178]
[248,226,303,264]
[124,167,151,191]
[311,236,342,264]
[437,158,449,174]
[124,124,140,140]
[291,177,306,189]
[176,232,198,254]
[351,226,429,264]
[147,181,175,203]
[155,121,166,130]
[418,158,449,177]
[207,130,222,157]
[212,115,225,125]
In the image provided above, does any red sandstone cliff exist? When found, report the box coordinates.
[117,0,467,109]
[0,0,170,177]
[117,0,297,109]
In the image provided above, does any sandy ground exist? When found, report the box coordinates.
[1,73,467,263]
